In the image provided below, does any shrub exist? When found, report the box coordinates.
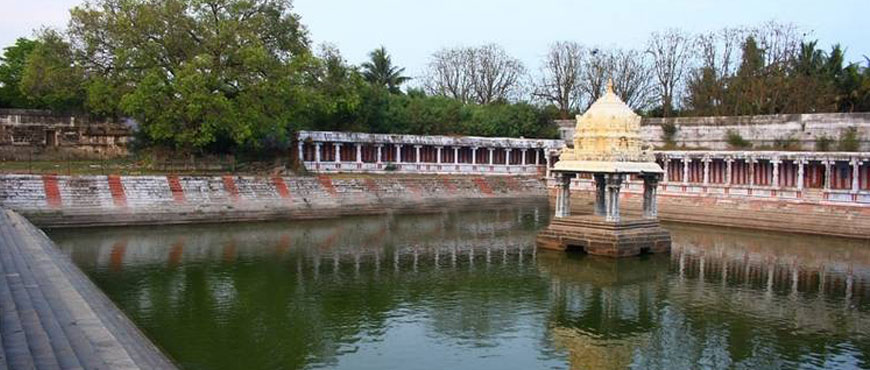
[815,135,833,151]
[725,129,751,149]
[773,135,800,151]
[838,127,860,152]
[660,122,678,148]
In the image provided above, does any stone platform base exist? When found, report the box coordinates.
[536,215,671,257]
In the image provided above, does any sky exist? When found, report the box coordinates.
[1,0,868,82]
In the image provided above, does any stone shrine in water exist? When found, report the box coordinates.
[537,80,671,256]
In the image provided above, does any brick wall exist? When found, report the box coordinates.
[0,174,547,227]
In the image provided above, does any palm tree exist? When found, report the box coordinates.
[361,46,410,93]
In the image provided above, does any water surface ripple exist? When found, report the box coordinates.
[48,207,870,370]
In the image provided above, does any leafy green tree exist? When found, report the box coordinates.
[19,30,85,112]
[70,0,311,151]
[360,47,410,94]
[0,38,38,108]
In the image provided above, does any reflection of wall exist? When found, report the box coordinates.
[538,223,870,369]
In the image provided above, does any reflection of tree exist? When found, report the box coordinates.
[54,206,555,370]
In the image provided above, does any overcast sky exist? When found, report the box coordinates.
[2,0,868,81]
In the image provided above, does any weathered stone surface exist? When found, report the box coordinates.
[0,209,176,368]
[557,112,870,151]
[0,174,548,227]
[536,215,671,257]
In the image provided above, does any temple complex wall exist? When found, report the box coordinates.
[0,174,547,227]
[557,112,870,151]
[0,109,131,159]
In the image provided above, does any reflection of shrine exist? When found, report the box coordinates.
[538,251,669,369]
[537,81,670,257]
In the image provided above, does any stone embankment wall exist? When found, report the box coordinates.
[557,190,870,240]
[557,113,870,150]
[0,174,547,227]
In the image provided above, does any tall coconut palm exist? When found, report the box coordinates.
[361,46,410,93]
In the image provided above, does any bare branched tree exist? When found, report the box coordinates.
[423,47,474,103]
[751,20,804,68]
[646,28,692,116]
[423,44,525,104]
[579,48,654,112]
[532,41,586,118]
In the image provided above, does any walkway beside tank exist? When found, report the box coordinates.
[0,208,175,369]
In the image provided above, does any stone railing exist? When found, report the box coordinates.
[297,131,564,176]
[561,150,870,205]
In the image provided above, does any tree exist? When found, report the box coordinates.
[646,28,692,117]
[533,41,585,119]
[579,48,654,111]
[360,46,410,94]
[423,44,525,104]
[19,30,85,112]
[69,0,311,151]
[0,38,38,109]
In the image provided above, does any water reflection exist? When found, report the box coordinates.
[48,209,870,370]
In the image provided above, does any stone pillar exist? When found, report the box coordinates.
[682,157,690,184]
[725,158,733,185]
[376,145,383,164]
[414,145,422,164]
[702,157,710,185]
[545,152,551,178]
[852,159,861,193]
[593,174,606,216]
[823,160,832,190]
[297,141,304,163]
[488,148,494,165]
[662,158,670,183]
[472,147,478,165]
[334,143,341,162]
[605,174,624,222]
[506,149,512,166]
[642,174,660,219]
[535,149,540,166]
[555,174,571,218]
[797,158,805,190]
[436,146,442,164]
[314,143,321,163]
[355,144,362,164]
[395,144,402,163]
[748,158,756,186]
[772,160,780,187]
[453,147,459,164]
[521,149,527,166]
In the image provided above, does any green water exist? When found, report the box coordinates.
[48,207,870,370]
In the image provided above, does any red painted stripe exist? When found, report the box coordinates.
[223,175,239,201]
[168,238,185,268]
[441,178,457,194]
[473,177,494,195]
[109,239,128,272]
[273,176,291,199]
[363,178,379,193]
[42,174,62,208]
[107,175,127,207]
[317,175,337,195]
[167,175,185,204]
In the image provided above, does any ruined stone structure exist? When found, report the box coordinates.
[557,112,870,151]
[297,130,563,176]
[537,81,671,257]
[0,109,131,159]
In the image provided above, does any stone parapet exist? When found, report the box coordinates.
[557,112,870,150]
